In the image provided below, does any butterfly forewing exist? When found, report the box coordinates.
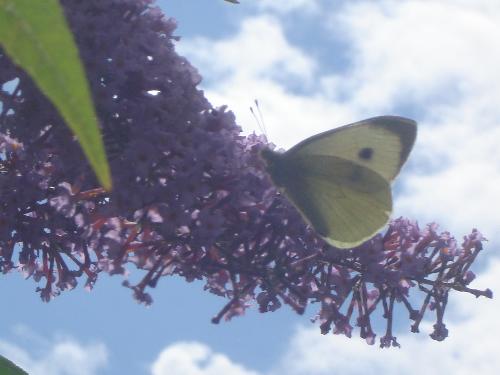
[286,116,417,181]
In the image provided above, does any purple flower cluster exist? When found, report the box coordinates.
[0,0,491,346]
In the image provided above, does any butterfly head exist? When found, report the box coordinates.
[260,148,288,188]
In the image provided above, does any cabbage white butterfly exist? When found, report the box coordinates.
[261,116,417,249]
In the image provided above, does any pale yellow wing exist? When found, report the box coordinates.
[286,116,417,181]
[276,154,392,248]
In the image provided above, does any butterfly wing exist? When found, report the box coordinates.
[277,154,392,248]
[286,116,417,181]
[262,116,416,248]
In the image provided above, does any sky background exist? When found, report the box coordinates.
[1,0,500,374]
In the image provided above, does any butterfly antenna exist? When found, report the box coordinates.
[250,106,261,132]
[250,99,268,137]
[250,100,268,138]
[255,99,268,136]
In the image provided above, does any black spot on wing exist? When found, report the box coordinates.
[358,147,374,161]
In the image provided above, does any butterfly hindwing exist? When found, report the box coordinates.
[278,154,392,248]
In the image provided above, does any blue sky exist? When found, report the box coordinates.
[2,0,500,374]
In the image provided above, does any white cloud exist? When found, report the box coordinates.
[254,0,320,14]
[327,1,500,112]
[0,330,108,375]
[150,342,259,375]
[177,15,320,147]
[177,16,354,148]
[179,16,315,83]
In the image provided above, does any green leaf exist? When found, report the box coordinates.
[0,355,28,375]
[0,0,112,190]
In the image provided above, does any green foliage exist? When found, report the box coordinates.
[0,0,111,190]
[0,355,28,375]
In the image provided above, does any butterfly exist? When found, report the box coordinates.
[260,116,417,249]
